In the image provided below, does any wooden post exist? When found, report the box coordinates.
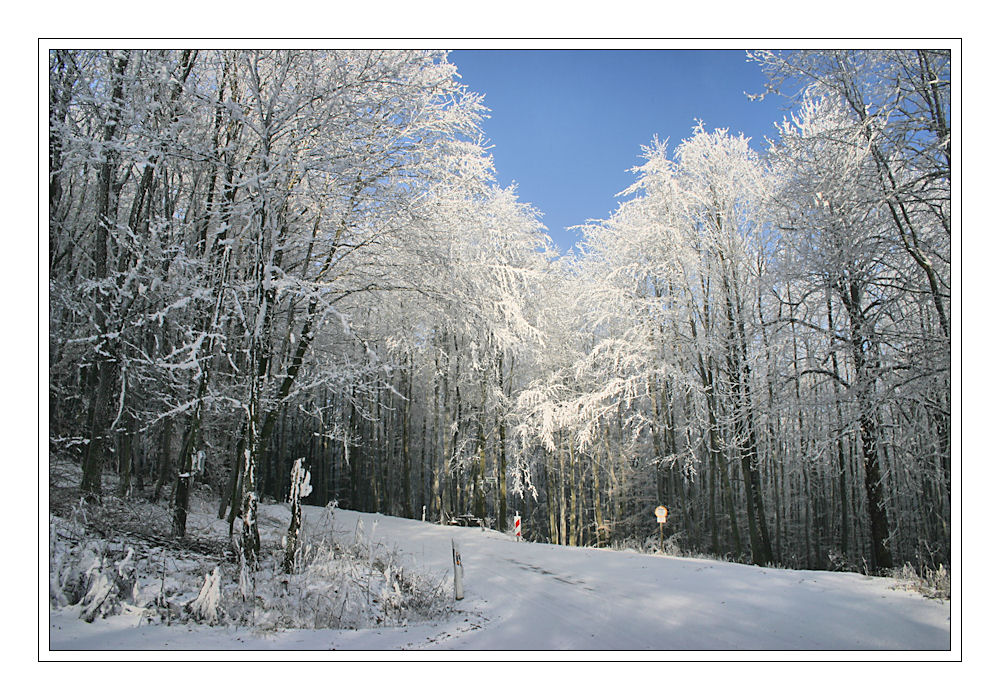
[452,539,464,600]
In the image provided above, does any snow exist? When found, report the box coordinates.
[47,503,950,657]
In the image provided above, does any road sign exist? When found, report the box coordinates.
[514,512,522,540]
[655,505,669,551]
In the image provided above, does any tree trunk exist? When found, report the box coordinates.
[402,363,414,519]
[80,50,130,500]
[496,351,509,532]
[557,437,568,546]
[117,425,134,498]
[221,436,245,522]
[152,418,173,502]
[473,378,487,521]
[545,450,558,544]
[592,451,604,547]
[843,280,894,571]
[172,473,192,538]
[724,275,772,566]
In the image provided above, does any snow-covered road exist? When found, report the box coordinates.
[48,505,951,653]
[361,509,950,651]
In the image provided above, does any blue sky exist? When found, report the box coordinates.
[448,49,789,254]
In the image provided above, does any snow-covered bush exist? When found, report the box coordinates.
[246,513,451,631]
[49,526,140,622]
[607,532,684,557]
[49,472,453,632]
[827,550,849,572]
[893,562,951,601]
[187,567,223,624]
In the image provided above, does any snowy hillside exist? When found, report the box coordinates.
[48,498,950,654]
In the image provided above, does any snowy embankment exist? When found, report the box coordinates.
[49,502,950,653]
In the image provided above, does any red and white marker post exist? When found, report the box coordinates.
[514,512,522,541]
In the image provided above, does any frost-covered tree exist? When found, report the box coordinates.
[49,49,206,499]
[767,85,951,571]
[751,49,950,342]
[48,48,537,545]
[562,125,776,563]
[49,47,949,576]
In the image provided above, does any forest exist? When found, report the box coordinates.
[48,48,951,581]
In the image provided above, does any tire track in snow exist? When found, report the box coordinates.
[422,543,649,650]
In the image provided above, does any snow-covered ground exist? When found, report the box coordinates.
[47,503,950,656]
